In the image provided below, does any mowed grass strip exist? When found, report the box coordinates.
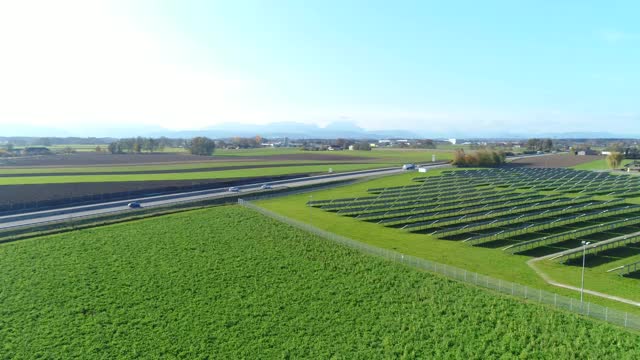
[0,163,394,185]
[0,205,637,359]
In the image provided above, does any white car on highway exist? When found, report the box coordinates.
[228,187,240,192]
[260,184,273,190]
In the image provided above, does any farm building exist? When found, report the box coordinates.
[576,149,598,156]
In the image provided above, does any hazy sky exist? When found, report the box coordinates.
[1,0,639,136]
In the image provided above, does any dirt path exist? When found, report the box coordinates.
[527,254,640,307]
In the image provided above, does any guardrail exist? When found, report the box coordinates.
[237,199,640,331]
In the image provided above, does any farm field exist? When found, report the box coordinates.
[0,160,378,176]
[258,168,640,314]
[572,158,634,171]
[509,154,603,168]
[0,163,393,186]
[1,206,638,358]
[0,148,452,205]
[0,148,453,168]
[0,174,302,206]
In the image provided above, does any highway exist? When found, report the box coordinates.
[0,163,450,231]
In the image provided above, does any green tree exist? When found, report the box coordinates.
[188,137,216,156]
[352,142,371,151]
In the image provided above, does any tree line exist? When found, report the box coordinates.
[452,149,506,167]
[108,137,216,156]
[108,137,171,154]
[526,138,554,152]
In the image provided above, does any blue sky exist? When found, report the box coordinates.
[0,0,639,136]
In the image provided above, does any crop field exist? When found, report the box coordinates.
[1,206,638,358]
[259,168,640,313]
[0,163,392,186]
[0,148,452,207]
[509,154,604,168]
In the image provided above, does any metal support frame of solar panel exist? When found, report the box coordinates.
[388,197,592,230]
[366,179,485,196]
[375,196,575,226]
[368,182,452,194]
[504,216,640,254]
[316,186,490,210]
[355,193,546,221]
[321,188,500,213]
[369,179,485,195]
[470,202,636,247]
[551,233,640,263]
[332,189,506,216]
[399,200,599,232]
[618,260,640,277]
[431,203,638,240]
[369,184,484,200]
[478,212,640,252]
[419,202,630,237]
[336,189,523,216]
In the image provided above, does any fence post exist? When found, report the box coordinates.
[554,294,557,307]
[625,313,628,328]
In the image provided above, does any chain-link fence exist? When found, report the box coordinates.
[238,198,640,331]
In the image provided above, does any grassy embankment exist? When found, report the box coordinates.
[572,158,633,170]
[257,170,640,315]
[0,206,637,358]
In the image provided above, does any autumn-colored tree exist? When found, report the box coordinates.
[606,152,624,169]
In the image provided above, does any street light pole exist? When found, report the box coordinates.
[580,240,590,303]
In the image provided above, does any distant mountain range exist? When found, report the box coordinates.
[2,121,638,140]
[153,121,421,140]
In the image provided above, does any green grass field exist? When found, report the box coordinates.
[258,170,640,315]
[572,158,633,170]
[0,206,637,358]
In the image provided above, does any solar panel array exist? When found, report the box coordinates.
[309,168,640,270]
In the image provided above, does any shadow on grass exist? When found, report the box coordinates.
[565,245,640,268]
